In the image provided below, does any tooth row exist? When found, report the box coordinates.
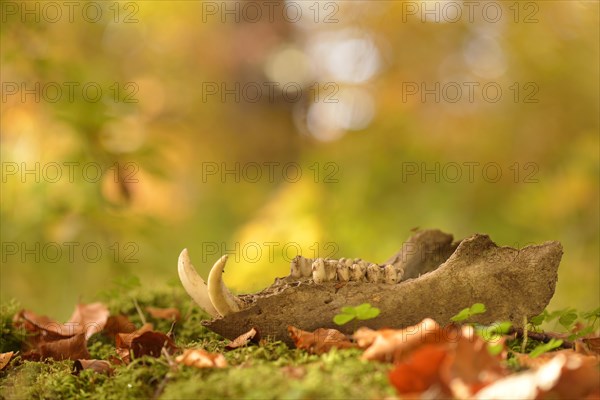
[180,250,407,319]
[291,256,404,284]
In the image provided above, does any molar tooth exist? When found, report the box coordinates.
[397,265,405,282]
[290,257,302,279]
[177,249,219,318]
[290,256,313,278]
[349,263,366,281]
[383,264,399,284]
[207,255,243,316]
[312,258,327,284]
[324,259,338,281]
[366,263,382,283]
[336,260,350,282]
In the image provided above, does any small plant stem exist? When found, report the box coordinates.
[132,297,147,325]
[521,317,528,353]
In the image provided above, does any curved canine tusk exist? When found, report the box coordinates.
[178,249,219,318]
[207,255,243,316]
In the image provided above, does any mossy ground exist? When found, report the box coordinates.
[0,288,396,399]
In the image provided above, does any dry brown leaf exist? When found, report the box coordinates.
[146,307,181,321]
[176,348,227,368]
[440,335,508,398]
[514,349,599,370]
[287,326,355,355]
[476,351,600,399]
[357,318,456,363]
[0,352,14,370]
[14,302,109,341]
[115,323,176,363]
[38,333,90,361]
[225,327,260,350]
[73,359,114,375]
[388,344,448,396]
[103,315,136,338]
[115,323,154,349]
[577,337,600,357]
[66,303,110,339]
[131,331,178,358]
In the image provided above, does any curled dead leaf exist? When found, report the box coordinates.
[145,307,181,321]
[115,324,177,363]
[288,326,355,355]
[577,337,600,357]
[476,351,600,399]
[176,348,227,368]
[38,333,90,361]
[13,302,109,347]
[73,359,114,375]
[0,352,14,370]
[388,344,448,396]
[104,315,136,338]
[440,335,508,398]
[357,318,461,363]
[225,327,260,350]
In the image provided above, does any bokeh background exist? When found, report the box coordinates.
[1,1,598,318]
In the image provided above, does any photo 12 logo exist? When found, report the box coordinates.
[200,1,339,24]
[199,241,340,264]
[400,1,539,23]
[1,162,139,184]
[400,82,539,104]
[1,241,139,264]
[201,162,339,184]
[1,82,138,104]
[200,82,339,104]
[400,162,539,184]
[1,2,139,24]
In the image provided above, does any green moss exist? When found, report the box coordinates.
[0,300,27,354]
[1,360,81,399]
[0,291,397,400]
[161,348,394,400]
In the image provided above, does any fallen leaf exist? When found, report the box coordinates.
[66,303,110,340]
[475,351,600,399]
[38,333,90,361]
[388,344,448,396]
[356,318,454,363]
[146,307,181,321]
[115,323,176,363]
[288,326,355,355]
[130,331,178,358]
[115,323,154,349]
[176,348,227,368]
[73,359,114,375]
[14,302,109,341]
[440,335,507,398]
[225,327,260,350]
[0,352,14,370]
[577,337,600,356]
[104,315,136,337]
[514,348,599,370]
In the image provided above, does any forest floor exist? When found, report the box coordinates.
[0,283,598,399]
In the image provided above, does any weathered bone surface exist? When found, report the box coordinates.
[178,230,562,346]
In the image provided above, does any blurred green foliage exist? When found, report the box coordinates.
[1,1,598,318]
